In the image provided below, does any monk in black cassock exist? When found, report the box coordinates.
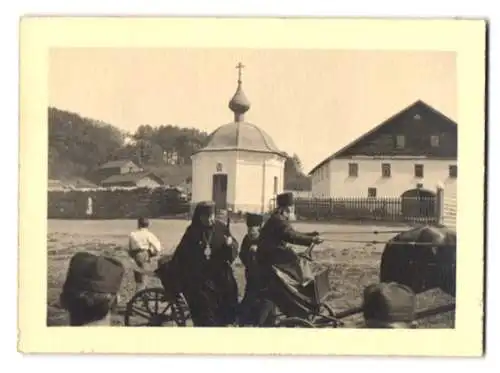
[170,201,239,326]
[238,213,266,326]
[256,192,323,321]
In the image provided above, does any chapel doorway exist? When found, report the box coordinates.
[212,174,228,212]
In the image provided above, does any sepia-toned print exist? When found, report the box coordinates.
[17,17,486,356]
[47,48,458,329]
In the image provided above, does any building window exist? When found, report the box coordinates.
[273,176,278,194]
[396,135,405,149]
[368,188,377,197]
[414,164,424,178]
[430,135,440,147]
[449,165,457,178]
[416,183,424,189]
[348,163,358,177]
[381,163,391,178]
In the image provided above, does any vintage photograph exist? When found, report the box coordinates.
[46,47,458,329]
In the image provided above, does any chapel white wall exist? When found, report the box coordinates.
[191,152,237,204]
[191,151,285,213]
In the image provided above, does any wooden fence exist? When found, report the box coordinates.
[49,188,441,225]
[442,188,457,230]
[269,196,437,224]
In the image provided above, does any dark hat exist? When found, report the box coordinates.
[276,192,294,208]
[363,282,416,323]
[195,201,215,215]
[63,252,125,294]
[246,213,263,227]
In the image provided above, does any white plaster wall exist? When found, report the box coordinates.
[234,152,285,213]
[311,162,331,198]
[192,151,285,212]
[312,158,457,198]
[191,151,237,204]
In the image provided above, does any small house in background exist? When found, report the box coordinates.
[100,171,164,188]
[95,160,142,182]
[48,179,70,191]
[65,177,98,190]
[48,177,98,191]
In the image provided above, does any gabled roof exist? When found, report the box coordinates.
[48,178,98,190]
[101,171,163,185]
[308,100,457,175]
[99,160,138,169]
[48,179,70,191]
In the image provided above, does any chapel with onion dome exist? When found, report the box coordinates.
[191,63,287,214]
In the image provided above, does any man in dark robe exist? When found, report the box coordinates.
[256,192,323,321]
[238,212,266,326]
[170,201,239,327]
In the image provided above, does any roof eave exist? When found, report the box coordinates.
[193,147,287,158]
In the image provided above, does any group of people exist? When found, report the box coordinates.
[59,191,418,329]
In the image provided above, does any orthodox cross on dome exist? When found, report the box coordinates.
[236,62,245,83]
[229,62,250,122]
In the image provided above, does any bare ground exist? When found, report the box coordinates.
[47,219,455,328]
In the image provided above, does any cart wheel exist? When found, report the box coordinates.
[310,303,344,327]
[124,287,189,326]
[308,302,335,321]
[319,303,335,317]
[276,317,316,328]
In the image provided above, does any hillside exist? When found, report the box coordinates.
[48,107,312,190]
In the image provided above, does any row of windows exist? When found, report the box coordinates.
[348,163,457,178]
[395,134,441,149]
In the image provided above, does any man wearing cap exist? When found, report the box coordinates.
[128,217,163,293]
[362,282,417,328]
[60,252,125,326]
[255,192,323,322]
[170,201,240,326]
[238,212,268,326]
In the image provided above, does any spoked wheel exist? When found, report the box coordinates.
[124,287,190,326]
[309,303,343,327]
[276,317,316,328]
[309,303,335,320]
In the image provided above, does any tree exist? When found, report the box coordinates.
[283,152,312,191]
[292,153,303,173]
[48,107,125,178]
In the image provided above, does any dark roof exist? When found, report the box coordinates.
[99,160,138,169]
[308,100,457,175]
[101,171,163,185]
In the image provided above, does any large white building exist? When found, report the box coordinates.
[191,65,287,213]
[309,101,457,199]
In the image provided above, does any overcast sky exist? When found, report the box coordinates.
[49,48,456,173]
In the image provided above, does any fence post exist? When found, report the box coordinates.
[435,183,444,225]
